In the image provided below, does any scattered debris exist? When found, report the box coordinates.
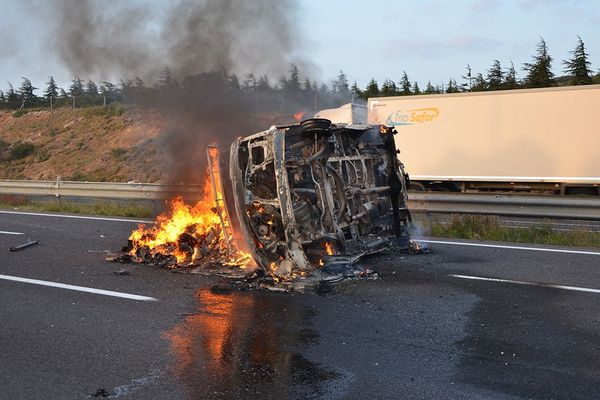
[9,240,39,252]
[406,240,430,254]
[90,388,110,398]
[113,269,132,276]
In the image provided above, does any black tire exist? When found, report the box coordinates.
[301,118,332,138]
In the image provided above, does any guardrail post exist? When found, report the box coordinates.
[55,176,62,209]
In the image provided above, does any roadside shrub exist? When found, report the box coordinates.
[84,105,126,118]
[0,138,9,152]
[33,149,50,162]
[10,142,36,159]
[111,147,128,160]
[69,172,89,181]
[12,110,29,118]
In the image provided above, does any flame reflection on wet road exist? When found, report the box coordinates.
[164,289,339,399]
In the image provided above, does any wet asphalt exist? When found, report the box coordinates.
[1,210,600,400]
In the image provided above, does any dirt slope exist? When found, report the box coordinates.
[0,107,169,182]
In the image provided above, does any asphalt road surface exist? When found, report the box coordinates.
[1,209,600,400]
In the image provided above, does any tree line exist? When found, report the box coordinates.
[0,37,598,112]
[0,65,353,113]
[355,37,598,98]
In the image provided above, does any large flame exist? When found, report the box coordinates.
[128,147,253,268]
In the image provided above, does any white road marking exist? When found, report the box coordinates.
[0,230,24,235]
[0,274,158,302]
[418,239,600,256]
[0,210,152,224]
[450,274,600,295]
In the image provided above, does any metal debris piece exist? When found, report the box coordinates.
[9,240,39,252]
[114,269,132,276]
[90,388,110,398]
[407,240,430,254]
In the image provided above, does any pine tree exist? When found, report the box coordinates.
[363,78,380,98]
[399,71,411,95]
[0,90,4,107]
[69,77,84,107]
[18,77,37,109]
[229,74,240,91]
[257,75,271,92]
[523,38,555,88]
[303,77,312,91]
[86,80,98,96]
[351,81,362,98]
[99,82,119,104]
[380,79,398,97]
[446,79,459,93]
[504,61,518,89]
[286,64,301,92]
[424,81,435,94]
[461,64,473,91]
[487,60,504,90]
[471,73,487,91]
[44,76,58,109]
[69,77,84,97]
[332,70,349,93]
[6,83,19,109]
[563,36,592,85]
[412,82,421,95]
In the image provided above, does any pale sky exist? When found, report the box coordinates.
[1,0,599,91]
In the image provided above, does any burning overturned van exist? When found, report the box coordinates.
[227,118,412,275]
[120,118,412,281]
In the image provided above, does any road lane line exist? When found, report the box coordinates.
[450,274,600,294]
[0,210,152,224]
[418,239,600,256]
[0,230,24,235]
[0,274,158,302]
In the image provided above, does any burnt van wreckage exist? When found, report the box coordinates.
[228,118,412,275]
[114,118,415,285]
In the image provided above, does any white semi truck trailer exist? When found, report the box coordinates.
[366,85,600,195]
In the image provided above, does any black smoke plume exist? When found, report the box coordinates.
[34,0,348,184]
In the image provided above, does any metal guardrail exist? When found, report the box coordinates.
[407,193,600,221]
[0,179,203,201]
[2,180,600,220]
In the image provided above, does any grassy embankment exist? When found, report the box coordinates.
[431,214,600,249]
[0,195,154,218]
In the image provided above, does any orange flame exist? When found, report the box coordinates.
[128,147,253,268]
[293,111,306,122]
[324,242,335,256]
